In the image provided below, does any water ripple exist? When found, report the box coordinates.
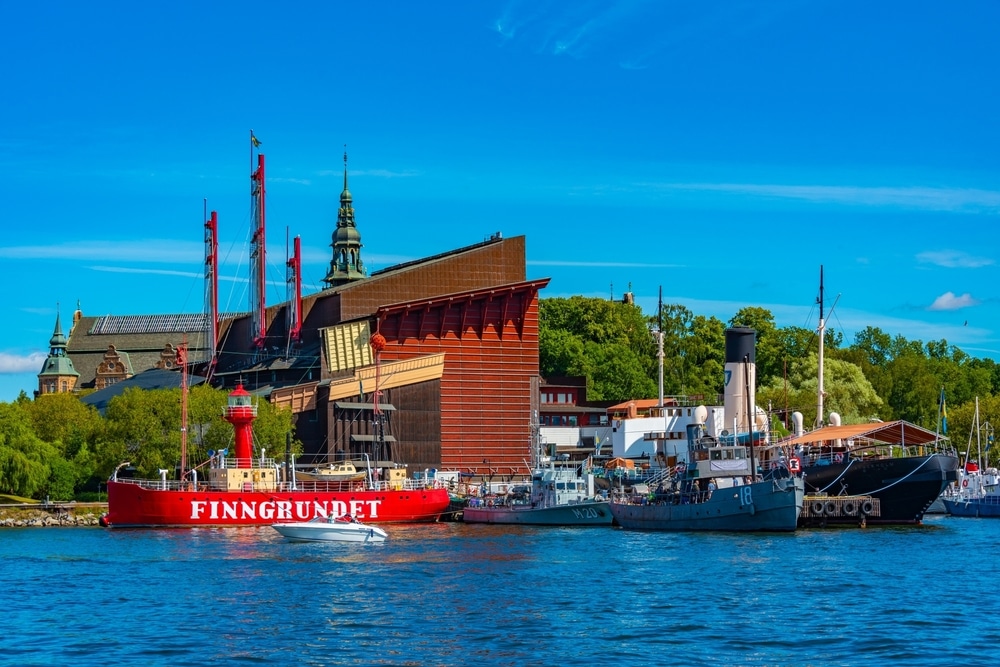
[1,516,998,666]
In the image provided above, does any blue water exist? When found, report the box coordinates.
[1,515,996,667]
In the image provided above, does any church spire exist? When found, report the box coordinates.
[322,147,367,287]
[37,304,80,395]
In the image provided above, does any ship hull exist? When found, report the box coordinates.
[943,496,1000,518]
[462,499,613,526]
[105,480,451,528]
[610,477,804,532]
[801,453,958,524]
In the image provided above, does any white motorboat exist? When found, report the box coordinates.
[271,514,388,543]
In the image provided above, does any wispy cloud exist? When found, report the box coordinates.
[0,351,46,374]
[271,177,313,186]
[528,259,682,268]
[642,182,1000,212]
[497,1,808,69]
[90,266,203,278]
[496,0,648,59]
[917,250,994,268]
[0,240,203,263]
[929,292,979,311]
[317,169,419,179]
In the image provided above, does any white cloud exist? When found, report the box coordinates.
[0,240,203,263]
[917,250,994,269]
[0,351,46,374]
[928,292,979,311]
[643,182,1000,212]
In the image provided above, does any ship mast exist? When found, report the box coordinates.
[286,232,302,350]
[656,286,664,409]
[178,341,188,481]
[816,266,825,428]
[203,206,219,380]
[249,130,267,352]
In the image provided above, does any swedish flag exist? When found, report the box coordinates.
[251,132,261,148]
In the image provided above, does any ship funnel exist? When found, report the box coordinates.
[724,327,756,434]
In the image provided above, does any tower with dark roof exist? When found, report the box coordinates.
[322,150,367,287]
[37,307,80,395]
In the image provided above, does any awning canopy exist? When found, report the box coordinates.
[334,401,396,411]
[781,420,941,447]
[604,457,635,470]
[349,434,398,443]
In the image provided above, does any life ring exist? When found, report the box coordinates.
[824,500,837,516]
[789,457,801,473]
[811,500,825,515]
[861,500,875,515]
[469,486,478,497]
[962,479,969,488]
[834,453,844,463]
[842,501,857,516]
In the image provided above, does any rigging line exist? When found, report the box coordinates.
[814,457,856,494]
[819,454,937,496]
[861,454,937,495]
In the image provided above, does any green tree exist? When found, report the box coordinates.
[681,315,727,399]
[584,341,657,401]
[757,352,883,427]
[729,307,782,385]
[96,384,300,480]
[0,402,54,498]
[540,296,657,400]
[24,393,106,495]
[658,308,726,398]
[101,387,182,478]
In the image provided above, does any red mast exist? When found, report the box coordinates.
[286,234,302,344]
[224,383,257,468]
[250,131,267,350]
[178,342,189,480]
[204,209,219,378]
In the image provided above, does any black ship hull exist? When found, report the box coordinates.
[801,453,958,524]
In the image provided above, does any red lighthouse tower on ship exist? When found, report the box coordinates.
[225,383,257,468]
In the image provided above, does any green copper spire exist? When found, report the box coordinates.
[38,304,79,394]
[322,148,367,287]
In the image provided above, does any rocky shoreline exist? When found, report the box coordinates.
[0,505,106,528]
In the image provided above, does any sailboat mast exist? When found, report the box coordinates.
[816,265,825,428]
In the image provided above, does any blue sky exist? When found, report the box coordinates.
[2,1,998,401]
